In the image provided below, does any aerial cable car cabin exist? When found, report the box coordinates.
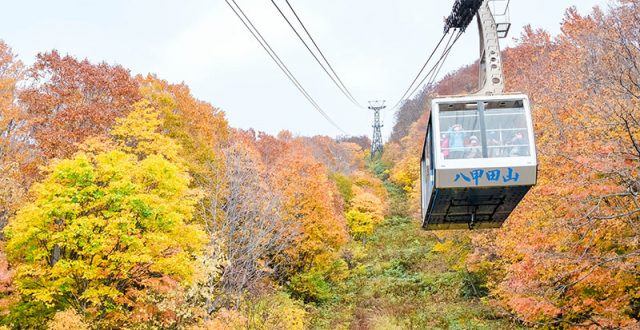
[421,94,537,230]
[420,0,537,230]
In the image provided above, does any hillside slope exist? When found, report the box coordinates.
[310,161,521,329]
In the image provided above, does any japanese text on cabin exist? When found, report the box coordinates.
[454,168,520,186]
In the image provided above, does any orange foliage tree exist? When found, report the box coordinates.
[268,138,348,273]
[303,135,364,175]
[0,41,28,232]
[0,41,27,318]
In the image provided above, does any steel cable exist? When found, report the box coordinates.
[271,0,364,109]
[390,32,449,110]
[225,0,347,134]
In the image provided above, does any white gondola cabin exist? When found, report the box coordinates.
[420,94,537,230]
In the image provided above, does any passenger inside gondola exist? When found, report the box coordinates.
[440,133,449,159]
[509,131,528,156]
[487,131,502,157]
[447,123,465,159]
[465,135,482,158]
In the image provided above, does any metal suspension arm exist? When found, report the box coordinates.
[475,0,505,95]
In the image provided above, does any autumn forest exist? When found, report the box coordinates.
[1,0,640,329]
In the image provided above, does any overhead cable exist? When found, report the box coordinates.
[224,0,347,134]
[284,0,362,108]
[390,32,449,110]
[271,0,364,109]
[406,30,463,100]
[425,34,456,88]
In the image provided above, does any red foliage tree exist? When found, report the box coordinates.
[19,50,140,160]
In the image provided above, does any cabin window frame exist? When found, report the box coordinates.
[483,103,532,158]
[434,97,533,163]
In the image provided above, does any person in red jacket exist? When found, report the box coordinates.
[440,133,450,159]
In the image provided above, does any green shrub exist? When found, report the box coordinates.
[331,173,354,205]
[366,159,388,180]
[4,300,56,329]
[460,270,489,299]
[289,270,333,303]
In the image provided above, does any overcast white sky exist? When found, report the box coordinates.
[1,0,608,139]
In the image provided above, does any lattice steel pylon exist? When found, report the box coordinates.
[368,100,386,159]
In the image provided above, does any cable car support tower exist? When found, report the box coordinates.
[369,100,385,159]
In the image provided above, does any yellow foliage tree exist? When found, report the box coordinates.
[136,75,229,181]
[346,189,386,242]
[346,210,374,241]
[245,293,306,330]
[4,100,206,326]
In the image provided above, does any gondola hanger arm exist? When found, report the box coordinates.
[475,0,505,96]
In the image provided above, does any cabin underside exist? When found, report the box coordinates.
[422,185,531,230]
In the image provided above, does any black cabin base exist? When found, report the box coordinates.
[422,185,531,230]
